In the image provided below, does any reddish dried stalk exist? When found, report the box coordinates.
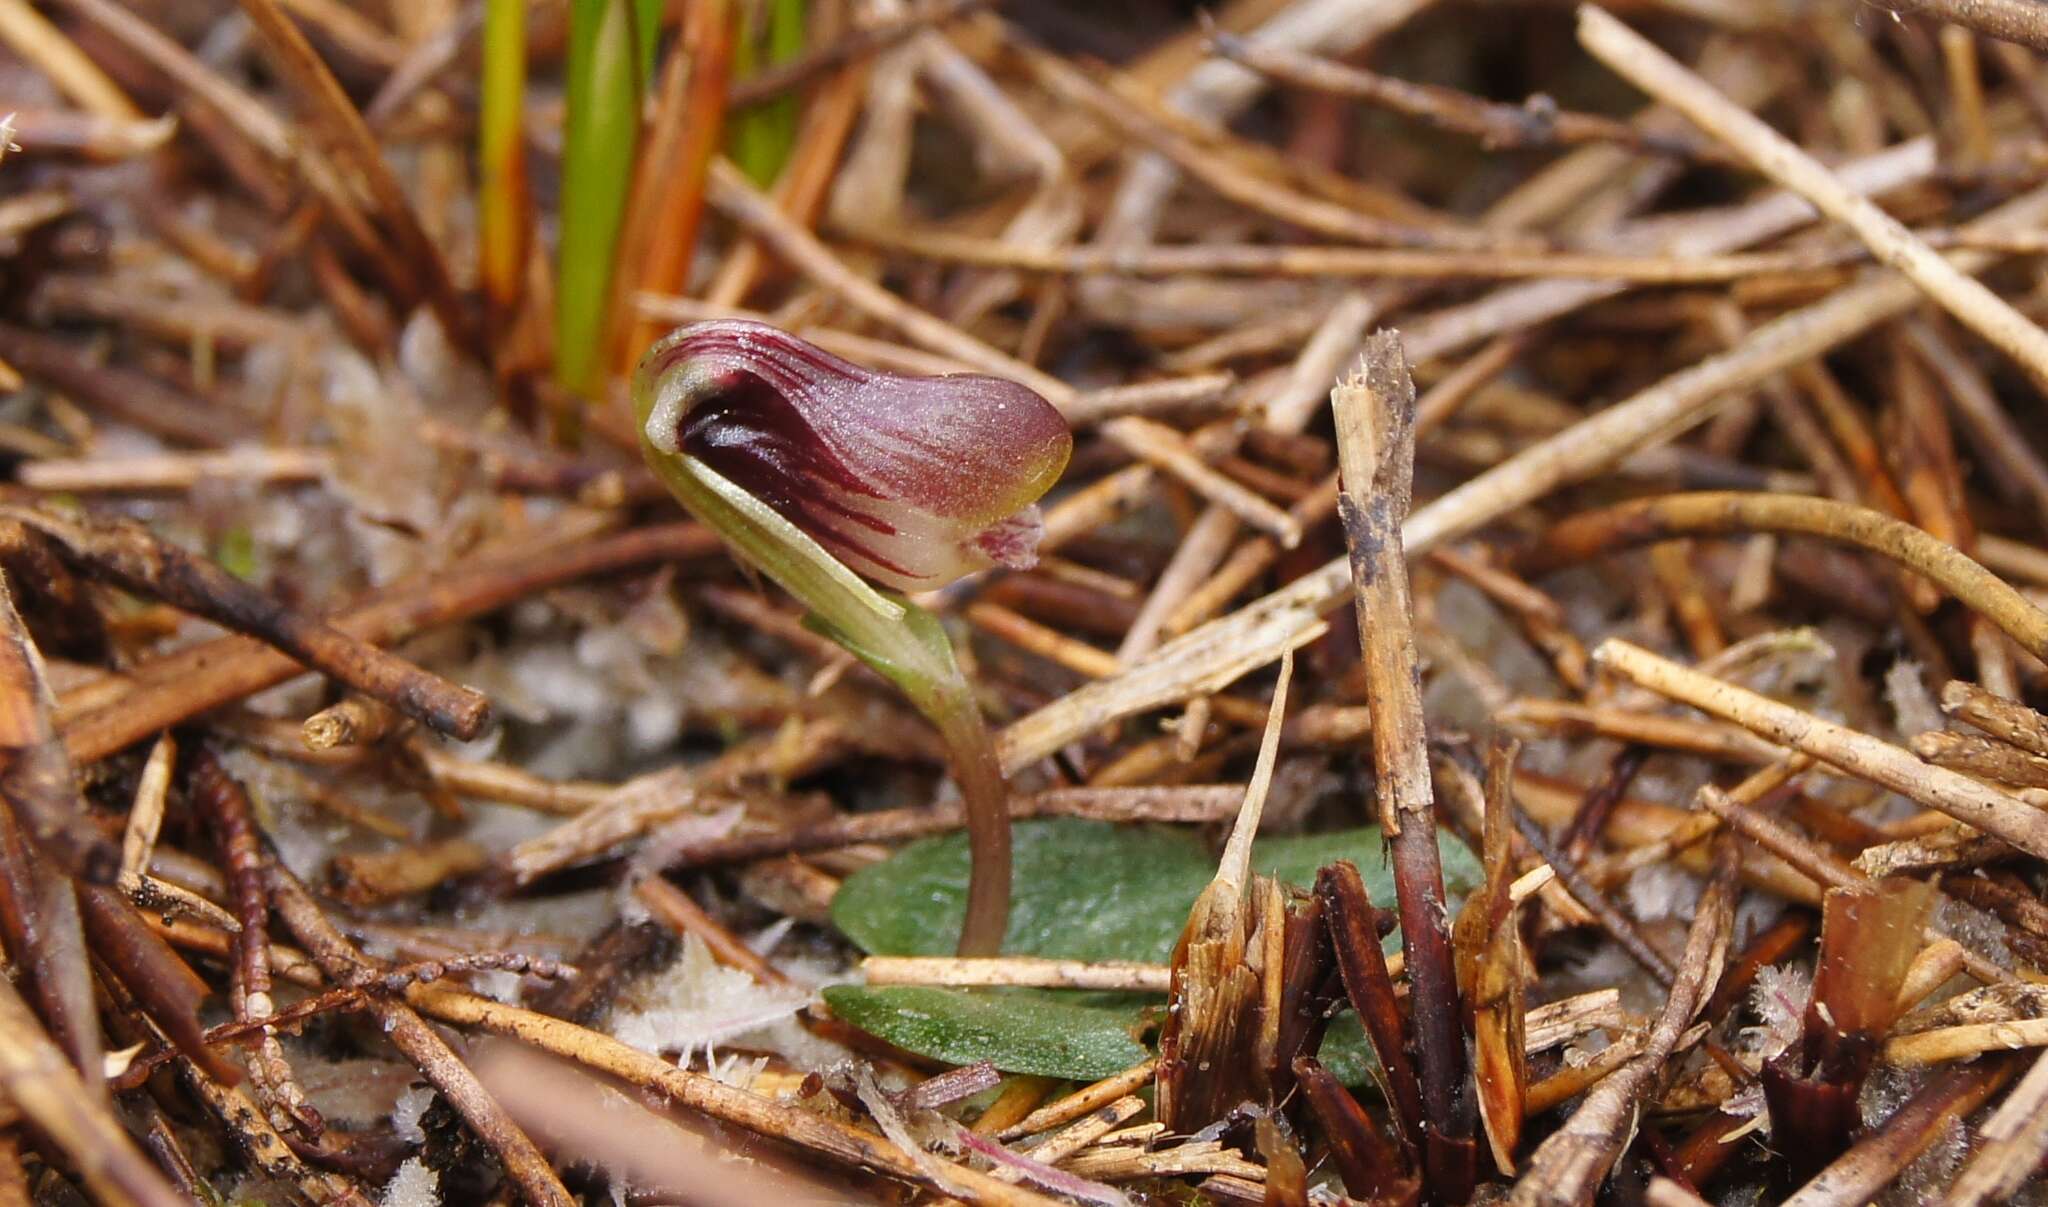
[613,0,734,371]
[1781,1053,2020,1206]
[263,859,576,1207]
[188,746,320,1134]
[1763,878,1935,1183]
[0,806,99,1083]
[1332,332,1474,1199]
[1294,1056,1421,1205]
[73,883,239,1087]
[1317,861,1424,1161]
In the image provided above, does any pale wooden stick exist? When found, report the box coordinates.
[999,1060,1158,1140]
[1579,5,2048,389]
[1594,639,2048,860]
[863,956,1170,994]
[1886,1018,2048,1064]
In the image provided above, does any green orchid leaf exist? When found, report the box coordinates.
[820,986,1151,1080]
[826,818,1482,1081]
[834,818,1480,963]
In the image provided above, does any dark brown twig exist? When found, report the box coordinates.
[1210,30,1721,161]
[262,857,576,1207]
[3,506,490,741]
[59,522,717,762]
[1332,332,1475,1199]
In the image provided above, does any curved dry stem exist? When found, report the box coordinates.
[1521,492,2048,661]
[930,682,1013,956]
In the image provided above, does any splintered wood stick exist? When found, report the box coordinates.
[1,506,490,741]
[1596,639,2048,861]
[1332,331,1474,1192]
[1579,6,2048,391]
[1942,678,2048,756]
[1913,729,2048,788]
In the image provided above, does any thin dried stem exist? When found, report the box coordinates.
[264,860,575,1207]
[60,521,717,762]
[1510,845,1734,1207]
[1597,638,2048,860]
[1522,492,2048,659]
[4,505,489,740]
[1581,6,2048,390]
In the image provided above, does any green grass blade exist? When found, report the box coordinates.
[727,0,805,186]
[556,0,645,410]
[477,0,529,320]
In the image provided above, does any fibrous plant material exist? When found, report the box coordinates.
[1510,846,1735,1207]
[1,505,490,740]
[1156,652,1294,1130]
[1456,740,1531,1174]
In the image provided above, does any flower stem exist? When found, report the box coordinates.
[633,442,1015,954]
[923,675,1012,957]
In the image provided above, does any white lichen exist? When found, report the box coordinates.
[391,1085,435,1146]
[1743,962,1810,1062]
[607,935,812,1063]
[379,1158,439,1207]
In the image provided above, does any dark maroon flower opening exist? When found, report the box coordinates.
[639,320,1072,592]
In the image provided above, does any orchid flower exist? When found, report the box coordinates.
[634,319,1072,955]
